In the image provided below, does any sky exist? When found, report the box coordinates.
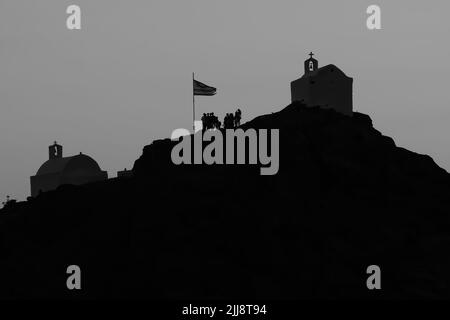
[1,0,450,201]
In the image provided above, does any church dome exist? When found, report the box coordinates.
[36,154,102,176]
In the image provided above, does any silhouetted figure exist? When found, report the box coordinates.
[206,113,212,130]
[211,114,215,129]
[234,109,242,128]
[224,113,235,129]
[203,112,221,130]
[223,114,229,129]
[212,113,221,129]
[201,113,207,131]
[205,113,212,130]
[209,113,214,130]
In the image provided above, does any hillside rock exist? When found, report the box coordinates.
[1,102,450,299]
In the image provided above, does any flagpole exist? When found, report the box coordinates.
[192,72,195,132]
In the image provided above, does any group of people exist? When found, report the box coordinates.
[201,113,222,130]
[224,109,241,129]
[201,109,242,131]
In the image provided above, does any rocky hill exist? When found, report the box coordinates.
[1,101,450,299]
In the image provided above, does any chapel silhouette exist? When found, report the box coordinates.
[30,142,108,197]
[291,52,353,116]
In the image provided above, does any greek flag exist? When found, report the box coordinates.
[193,79,217,96]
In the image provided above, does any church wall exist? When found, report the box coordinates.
[30,173,60,197]
[309,74,353,116]
[59,170,108,187]
[30,170,108,197]
[291,78,311,104]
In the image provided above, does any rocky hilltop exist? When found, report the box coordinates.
[1,101,450,299]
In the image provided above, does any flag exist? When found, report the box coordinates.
[193,79,217,96]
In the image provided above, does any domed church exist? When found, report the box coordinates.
[291,52,353,116]
[30,142,108,197]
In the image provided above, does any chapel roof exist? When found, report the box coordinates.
[303,64,351,78]
[35,154,101,176]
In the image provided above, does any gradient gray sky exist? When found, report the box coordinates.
[1,0,449,201]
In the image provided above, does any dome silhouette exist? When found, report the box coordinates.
[36,154,102,176]
[30,143,107,197]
